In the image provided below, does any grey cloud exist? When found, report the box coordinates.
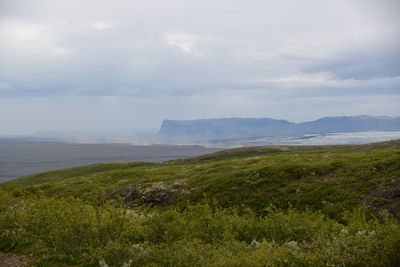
[0,0,399,133]
[299,39,400,80]
[1,0,399,97]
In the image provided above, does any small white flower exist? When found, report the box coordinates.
[121,259,133,267]
[131,244,141,249]
[369,231,376,237]
[99,258,109,267]
[126,210,146,219]
[285,241,298,249]
[250,239,261,246]
[356,230,367,236]
[131,244,147,255]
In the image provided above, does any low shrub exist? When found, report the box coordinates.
[1,193,399,266]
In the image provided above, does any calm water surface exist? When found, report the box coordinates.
[0,140,220,183]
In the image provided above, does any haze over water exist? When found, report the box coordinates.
[1,131,400,183]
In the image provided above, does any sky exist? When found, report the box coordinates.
[0,0,399,135]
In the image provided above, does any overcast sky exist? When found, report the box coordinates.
[0,0,399,134]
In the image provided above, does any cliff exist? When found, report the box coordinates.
[159,115,400,140]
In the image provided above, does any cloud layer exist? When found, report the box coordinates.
[0,0,399,133]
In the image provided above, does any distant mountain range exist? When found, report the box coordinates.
[159,115,400,140]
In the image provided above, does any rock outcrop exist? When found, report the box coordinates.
[111,180,187,207]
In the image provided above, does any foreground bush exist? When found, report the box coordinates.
[0,191,399,266]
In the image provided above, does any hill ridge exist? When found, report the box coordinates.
[159,115,400,140]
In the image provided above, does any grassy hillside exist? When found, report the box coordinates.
[3,140,400,217]
[1,140,400,266]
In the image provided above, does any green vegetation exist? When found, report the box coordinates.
[1,140,400,266]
